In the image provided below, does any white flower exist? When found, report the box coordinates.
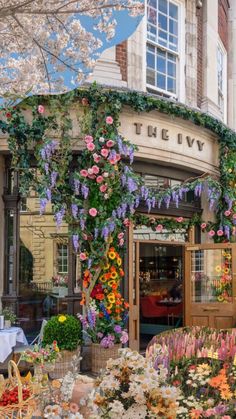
[108,400,125,417]
[125,405,148,419]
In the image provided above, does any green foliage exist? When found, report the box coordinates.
[1,306,17,323]
[42,314,82,351]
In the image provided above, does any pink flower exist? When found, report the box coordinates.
[81,98,89,106]
[87,142,95,152]
[224,210,231,217]
[101,148,109,158]
[201,223,207,229]
[84,135,93,143]
[96,176,104,184]
[155,224,163,232]
[99,137,105,143]
[93,153,101,163]
[92,165,100,175]
[100,184,107,193]
[37,105,45,114]
[176,217,183,222]
[118,232,124,239]
[89,208,97,217]
[217,229,224,236]
[120,331,129,344]
[106,116,113,125]
[106,140,115,148]
[80,169,88,177]
[103,172,109,178]
[123,218,130,226]
[79,253,87,261]
[116,154,121,162]
[208,230,215,237]
[119,239,124,246]
[233,214,236,219]
[88,168,94,175]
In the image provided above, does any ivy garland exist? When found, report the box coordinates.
[1,84,236,305]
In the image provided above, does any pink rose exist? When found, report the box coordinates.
[106,116,113,125]
[106,140,115,148]
[224,210,231,217]
[38,105,45,114]
[155,224,163,232]
[208,230,215,237]
[118,232,124,239]
[96,176,104,184]
[87,142,95,152]
[89,208,97,217]
[119,239,124,246]
[110,159,117,165]
[123,218,130,226]
[80,169,88,177]
[176,217,183,222]
[100,184,107,193]
[116,154,121,162]
[233,214,236,219]
[217,229,224,236]
[201,223,207,229]
[93,153,101,163]
[92,165,100,175]
[84,135,93,143]
[88,168,94,175]
[101,148,109,158]
[79,253,87,261]
[120,331,129,344]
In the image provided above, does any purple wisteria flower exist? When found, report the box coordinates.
[88,308,97,329]
[40,198,48,215]
[72,234,79,252]
[51,171,58,188]
[44,163,49,174]
[55,207,65,228]
[94,228,99,239]
[74,179,80,195]
[127,178,137,193]
[81,185,89,199]
[101,226,109,239]
[71,203,78,219]
[46,188,51,201]
[77,313,88,329]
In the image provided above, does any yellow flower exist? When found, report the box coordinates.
[111,271,118,279]
[215,265,221,273]
[58,315,67,323]
[107,303,113,310]
[228,168,233,173]
[117,257,122,266]
[99,275,107,283]
[108,293,115,304]
[103,263,110,270]
[224,268,230,274]
[218,296,224,302]
[108,280,116,286]
[108,251,116,260]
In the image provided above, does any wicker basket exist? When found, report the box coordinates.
[49,347,81,379]
[0,360,37,419]
[91,343,121,374]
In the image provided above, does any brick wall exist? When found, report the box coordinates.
[116,41,127,81]
[197,6,203,108]
[218,0,229,50]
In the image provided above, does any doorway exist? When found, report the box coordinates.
[139,243,183,350]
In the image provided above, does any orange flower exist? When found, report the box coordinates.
[95,293,104,300]
[190,409,202,419]
[124,302,129,308]
[80,293,86,305]
[112,284,118,290]
[119,269,124,276]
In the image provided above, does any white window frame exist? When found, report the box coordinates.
[217,39,227,123]
[56,243,68,275]
[145,0,185,102]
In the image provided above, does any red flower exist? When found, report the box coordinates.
[6,112,12,118]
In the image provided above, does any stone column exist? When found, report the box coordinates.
[0,156,4,309]
[127,19,146,92]
[201,0,222,119]
[185,0,198,107]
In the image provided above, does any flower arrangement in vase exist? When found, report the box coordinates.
[1,307,17,328]
[52,275,68,297]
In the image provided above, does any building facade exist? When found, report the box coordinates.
[1,0,236,350]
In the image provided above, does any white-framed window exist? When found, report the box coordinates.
[146,0,181,97]
[57,243,68,274]
[217,41,227,121]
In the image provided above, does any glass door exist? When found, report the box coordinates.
[185,244,236,328]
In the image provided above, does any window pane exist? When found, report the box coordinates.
[167,52,176,62]
[148,0,157,7]
[147,69,155,85]
[157,73,166,90]
[148,7,157,25]
[147,23,157,39]
[158,13,167,31]
[157,55,166,73]
[169,2,178,19]
[167,60,176,77]
[159,30,167,41]
[167,77,176,93]
[147,52,155,69]
[169,18,178,35]
[159,0,167,14]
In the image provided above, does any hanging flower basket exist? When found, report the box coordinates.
[91,343,121,374]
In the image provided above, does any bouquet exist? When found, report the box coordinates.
[78,301,128,348]
[88,348,179,418]
[52,275,68,287]
[21,342,59,366]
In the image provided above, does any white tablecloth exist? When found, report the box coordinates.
[0,327,28,362]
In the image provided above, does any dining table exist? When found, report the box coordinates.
[0,326,28,363]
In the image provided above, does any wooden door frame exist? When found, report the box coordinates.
[184,243,236,328]
[128,222,194,350]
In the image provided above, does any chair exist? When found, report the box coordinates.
[13,319,47,364]
[140,296,168,318]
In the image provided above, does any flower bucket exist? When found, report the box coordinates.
[49,347,81,379]
[91,343,121,374]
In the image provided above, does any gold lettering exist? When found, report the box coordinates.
[186,136,195,147]
[178,133,183,144]
[134,123,142,135]
[148,125,157,137]
[197,140,204,151]
[162,129,169,141]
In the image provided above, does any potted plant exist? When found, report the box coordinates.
[42,314,82,379]
[1,307,17,328]
[52,275,68,297]
[21,342,59,384]
[78,302,129,374]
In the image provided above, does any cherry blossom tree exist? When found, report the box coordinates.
[0,0,143,95]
